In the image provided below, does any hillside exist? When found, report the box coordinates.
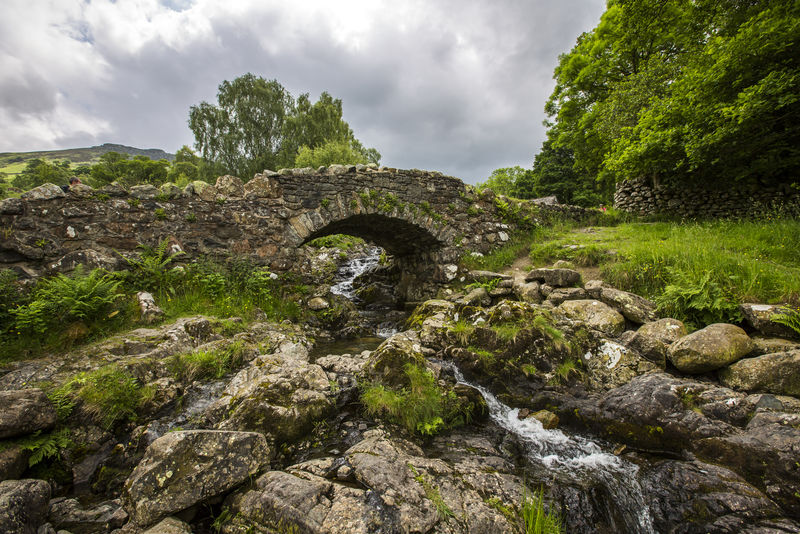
[0,143,175,176]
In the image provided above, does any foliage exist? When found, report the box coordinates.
[771,305,800,336]
[168,341,247,382]
[477,166,536,198]
[294,139,369,168]
[362,363,467,436]
[121,239,185,296]
[56,364,154,429]
[656,271,742,328]
[12,159,72,190]
[306,234,365,250]
[3,428,73,467]
[189,74,379,180]
[544,0,799,193]
[520,486,562,534]
[89,152,171,188]
[12,265,123,336]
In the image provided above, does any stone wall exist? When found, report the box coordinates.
[0,164,588,301]
[614,176,800,218]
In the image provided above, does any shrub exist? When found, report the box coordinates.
[123,239,184,296]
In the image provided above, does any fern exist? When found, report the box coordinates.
[772,305,800,336]
[11,428,73,467]
[124,239,184,295]
[656,271,742,327]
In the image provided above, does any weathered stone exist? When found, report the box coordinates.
[628,318,687,367]
[528,409,559,429]
[0,197,24,215]
[123,430,270,528]
[668,323,754,374]
[556,300,625,337]
[749,336,800,356]
[458,286,491,307]
[467,270,512,282]
[581,340,659,389]
[0,389,57,439]
[129,184,159,200]
[718,350,800,397]
[363,331,427,388]
[215,175,244,198]
[525,267,581,287]
[48,497,120,534]
[137,292,164,324]
[142,516,192,534]
[740,303,800,340]
[20,184,65,200]
[243,174,280,198]
[189,180,216,201]
[0,444,29,481]
[584,279,605,299]
[307,297,329,311]
[513,281,542,303]
[546,287,587,305]
[599,287,657,324]
[0,479,51,534]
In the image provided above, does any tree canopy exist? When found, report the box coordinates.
[543,0,800,191]
[189,74,380,180]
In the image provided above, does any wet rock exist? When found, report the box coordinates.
[0,389,57,439]
[740,303,800,340]
[0,479,51,534]
[528,409,559,429]
[718,350,800,397]
[525,268,581,287]
[0,443,29,481]
[642,459,800,532]
[581,340,659,390]
[627,318,687,367]
[136,292,164,324]
[556,300,625,337]
[598,287,657,324]
[668,323,754,374]
[124,430,270,528]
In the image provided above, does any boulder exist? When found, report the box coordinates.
[581,340,660,390]
[458,286,491,307]
[243,173,281,198]
[628,318,687,367]
[467,270,512,282]
[598,287,657,324]
[718,350,800,397]
[137,292,164,324]
[0,444,29,481]
[307,297,330,311]
[584,279,605,299]
[189,180,216,202]
[159,182,184,199]
[215,175,244,198]
[528,409,559,429]
[20,183,65,201]
[749,336,800,357]
[129,184,159,200]
[513,281,541,303]
[546,287,587,305]
[0,389,57,439]
[556,300,625,337]
[48,497,121,534]
[0,479,51,534]
[363,331,428,388]
[525,268,580,287]
[143,516,192,534]
[667,323,754,374]
[124,430,270,528]
[740,303,800,340]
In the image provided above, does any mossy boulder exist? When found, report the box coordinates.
[667,324,753,374]
[628,318,687,367]
[364,332,428,388]
[718,350,800,397]
[556,300,625,337]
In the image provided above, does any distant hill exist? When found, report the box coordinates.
[0,143,176,177]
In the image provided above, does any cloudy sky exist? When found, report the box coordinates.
[0,0,606,184]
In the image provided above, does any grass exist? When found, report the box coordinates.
[520,486,562,534]
[168,340,247,382]
[528,218,800,326]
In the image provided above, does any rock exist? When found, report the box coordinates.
[528,409,559,429]
[750,336,800,356]
[189,180,216,202]
[48,497,120,534]
[513,281,541,303]
[67,183,95,197]
[642,459,800,533]
[598,287,657,324]
[20,184,65,201]
[581,340,659,390]
[0,197,24,215]
[627,318,687,367]
[467,270,511,282]
[546,287,587,305]
[307,297,329,311]
[205,341,333,443]
[668,323,754,374]
[129,184,159,200]
[0,479,51,534]
[556,300,625,337]
[0,389,57,439]
[363,331,427,388]
[740,303,800,340]
[718,350,800,397]
[458,286,491,307]
[584,279,605,299]
[243,173,281,198]
[525,268,581,287]
[137,292,164,324]
[214,175,244,198]
[123,430,270,528]
[159,182,183,199]
[142,516,192,534]
[0,444,29,481]
[552,260,574,269]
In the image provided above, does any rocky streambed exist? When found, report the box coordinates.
[1,257,800,533]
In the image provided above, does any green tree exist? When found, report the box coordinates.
[12,159,71,191]
[189,74,380,180]
[89,152,170,188]
[532,140,602,206]
[294,139,369,168]
[477,166,534,198]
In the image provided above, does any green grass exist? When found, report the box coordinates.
[168,341,247,381]
[520,486,562,534]
[529,218,800,326]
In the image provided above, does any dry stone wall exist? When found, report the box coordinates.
[614,176,800,218]
[0,165,587,301]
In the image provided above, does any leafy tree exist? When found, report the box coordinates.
[12,159,71,191]
[477,166,534,198]
[89,152,170,188]
[294,139,369,168]
[531,140,602,206]
[189,74,380,180]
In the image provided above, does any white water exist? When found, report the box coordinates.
[448,364,656,533]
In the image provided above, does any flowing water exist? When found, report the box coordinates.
[446,362,656,533]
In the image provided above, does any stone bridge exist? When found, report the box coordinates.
[0,165,584,301]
